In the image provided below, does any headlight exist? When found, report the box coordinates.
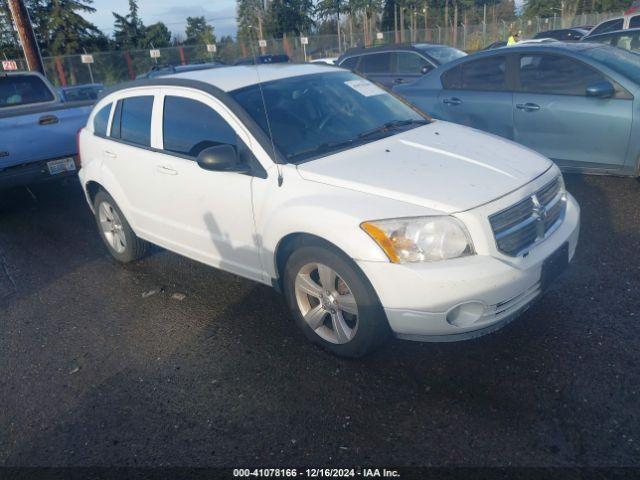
[559,174,567,197]
[361,216,474,263]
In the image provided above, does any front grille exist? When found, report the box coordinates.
[489,176,566,256]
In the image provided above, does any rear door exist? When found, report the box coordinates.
[102,91,161,233]
[513,53,632,169]
[358,52,395,88]
[437,54,515,139]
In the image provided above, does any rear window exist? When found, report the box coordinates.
[93,104,111,136]
[0,75,55,108]
[419,45,467,65]
[111,96,153,147]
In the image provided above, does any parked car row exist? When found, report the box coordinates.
[336,43,467,88]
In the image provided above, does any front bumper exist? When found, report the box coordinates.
[356,192,580,341]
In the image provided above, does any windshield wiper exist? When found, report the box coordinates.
[287,119,428,162]
[358,119,428,140]
[287,138,358,161]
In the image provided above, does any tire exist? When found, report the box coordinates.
[283,243,390,358]
[93,190,148,263]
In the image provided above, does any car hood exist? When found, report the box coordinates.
[296,121,553,213]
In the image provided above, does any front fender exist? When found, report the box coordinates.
[255,171,437,279]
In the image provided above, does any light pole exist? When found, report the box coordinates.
[7,0,44,73]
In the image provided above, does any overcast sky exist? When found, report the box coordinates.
[87,0,238,38]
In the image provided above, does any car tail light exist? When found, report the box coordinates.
[76,127,83,168]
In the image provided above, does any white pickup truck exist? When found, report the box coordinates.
[78,64,580,357]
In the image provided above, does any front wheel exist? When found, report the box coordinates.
[283,244,390,358]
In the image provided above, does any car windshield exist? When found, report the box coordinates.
[582,45,640,83]
[230,71,428,164]
[419,45,467,64]
[0,75,55,108]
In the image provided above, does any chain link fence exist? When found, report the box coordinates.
[4,10,623,87]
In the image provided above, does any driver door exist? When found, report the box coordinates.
[147,89,265,282]
[513,53,632,169]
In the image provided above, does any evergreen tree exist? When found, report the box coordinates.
[268,0,314,36]
[523,0,626,17]
[113,0,144,49]
[315,0,347,36]
[0,0,20,58]
[237,0,267,40]
[143,22,171,48]
[44,0,102,55]
[185,16,216,45]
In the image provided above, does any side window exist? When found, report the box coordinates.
[340,56,359,70]
[360,53,391,73]
[590,18,624,36]
[395,52,429,74]
[115,96,153,147]
[162,96,236,157]
[443,56,506,91]
[442,64,462,89]
[93,104,111,137]
[519,54,606,95]
[629,15,640,28]
[461,56,507,90]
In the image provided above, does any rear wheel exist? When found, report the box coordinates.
[93,190,148,263]
[283,244,390,357]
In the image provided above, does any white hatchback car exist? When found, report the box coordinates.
[78,64,580,357]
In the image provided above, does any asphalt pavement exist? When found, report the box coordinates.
[0,174,639,467]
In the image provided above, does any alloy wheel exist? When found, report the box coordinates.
[294,262,359,344]
[98,201,126,254]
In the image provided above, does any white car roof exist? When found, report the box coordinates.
[166,63,341,92]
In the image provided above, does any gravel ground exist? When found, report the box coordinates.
[0,174,638,467]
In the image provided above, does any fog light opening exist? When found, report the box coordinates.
[446,302,486,328]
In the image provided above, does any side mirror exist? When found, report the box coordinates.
[421,65,431,75]
[586,80,614,98]
[196,144,248,173]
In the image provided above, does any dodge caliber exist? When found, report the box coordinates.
[78,64,580,357]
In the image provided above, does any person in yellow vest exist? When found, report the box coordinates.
[507,31,521,45]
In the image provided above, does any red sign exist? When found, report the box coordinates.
[2,60,18,71]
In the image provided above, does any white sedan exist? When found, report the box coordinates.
[78,64,580,357]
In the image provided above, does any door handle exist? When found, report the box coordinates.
[104,150,117,158]
[516,102,540,112]
[157,165,178,175]
[393,78,405,85]
[38,114,59,125]
[443,97,462,106]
